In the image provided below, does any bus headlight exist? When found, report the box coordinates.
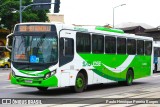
[44,70,56,79]
[51,70,56,75]
[44,73,51,79]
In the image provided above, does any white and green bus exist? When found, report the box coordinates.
[6,22,153,92]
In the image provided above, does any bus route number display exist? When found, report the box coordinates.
[19,25,51,32]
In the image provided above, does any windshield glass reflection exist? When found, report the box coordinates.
[13,35,58,63]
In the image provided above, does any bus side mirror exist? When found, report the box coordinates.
[6,33,13,52]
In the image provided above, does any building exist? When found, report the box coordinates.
[120,26,146,35]
[144,26,160,41]
[47,13,64,23]
[119,25,160,41]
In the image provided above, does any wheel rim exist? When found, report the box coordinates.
[76,77,84,88]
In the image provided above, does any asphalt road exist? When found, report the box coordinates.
[0,68,160,107]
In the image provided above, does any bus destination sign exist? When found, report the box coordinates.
[19,25,51,32]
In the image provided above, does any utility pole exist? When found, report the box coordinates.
[113,4,126,28]
[20,0,22,23]
[19,0,59,23]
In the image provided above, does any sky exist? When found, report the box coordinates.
[51,0,160,27]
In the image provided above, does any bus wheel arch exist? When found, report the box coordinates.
[70,69,88,93]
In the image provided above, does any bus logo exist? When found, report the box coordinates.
[83,61,101,67]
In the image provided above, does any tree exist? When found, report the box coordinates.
[0,0,49,32]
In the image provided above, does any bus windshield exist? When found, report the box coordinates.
[12,34,58,63]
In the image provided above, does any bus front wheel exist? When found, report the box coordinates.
[71,73,86,93]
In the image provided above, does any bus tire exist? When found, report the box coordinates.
[125,69,134,86]
[37,87,48,92]
[71,73,86,93]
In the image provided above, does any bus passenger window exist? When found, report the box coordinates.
[137,40,144,55]
[76,32,91,53]
[145,41,152,55]
[127,39,136,55]
[117,38,126,54]
[92,34,104,53]
[105,36,116,54]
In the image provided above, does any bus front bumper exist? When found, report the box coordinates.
[10,75,58,87]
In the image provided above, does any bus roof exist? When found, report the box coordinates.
[14,22,153,41]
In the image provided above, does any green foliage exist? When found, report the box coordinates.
[0,0,49,32]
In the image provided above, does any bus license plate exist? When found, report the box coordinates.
[25,80,32,83]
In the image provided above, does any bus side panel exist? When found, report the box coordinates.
[79,53,152,82]
[131,55,151,79]
[79,54,129,82]
[60,72,70,87]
